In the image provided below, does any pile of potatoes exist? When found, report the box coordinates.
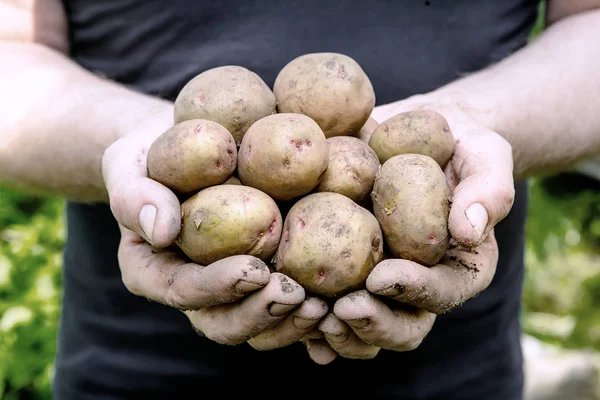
[146,53,455,299]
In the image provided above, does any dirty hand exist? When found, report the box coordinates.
[304,97,516,364]
[101,108,328,348]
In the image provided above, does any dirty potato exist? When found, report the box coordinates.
[174,66,277,145]
[237,113,329,201]
[273,53,376,138]
[222,175,242,185]
[176,185,282,265]
[146,119,237,195]
[371,154,451,266]
[351,116,379,144]
[316,136,380,204]
[369,110,455,167]
[275,192,384,298]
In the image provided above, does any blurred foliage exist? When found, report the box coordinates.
[520,0,600,352]
[529,0,546,39]
[0,186,64,400]
[2,1,600,398]
[524,3,600,347]
[523,175,600,351]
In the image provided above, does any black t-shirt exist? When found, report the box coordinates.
[55,1,537,399]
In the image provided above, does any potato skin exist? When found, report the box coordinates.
[371,154,451,266]
[222,175,242,185]
[275,192,384,298]
[176,185,282,265]
[351,116,379,144]
[237,113,329,201]
[317,136,380,204]
[273,53,376,138]
[146,119,237,195]
[174,66,277,145]
[369,110,455,168]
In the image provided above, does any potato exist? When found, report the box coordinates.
[176,185,282,265]
[174,66,277,145]
[316,136,380,204]
[369,110,454,167]
[371,154,451,266]
[273,53,376,138]
[274,192,384,298]
[146,119,237,195]
[351,116,379,144]
[237,113,329,201]
[222,175,241,185]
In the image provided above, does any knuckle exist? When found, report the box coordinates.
[208,330,248,346]
[120,268,141,297]
[192,313,250,345]
[108,182,131,217]
[494,183,516,216]
[395,338,423,352]
[359,348,380,359]
[116,242,141,296]
[164,286,192,311]
[477,266,496,294]
[498,134,513,155]
[101,142,120,170]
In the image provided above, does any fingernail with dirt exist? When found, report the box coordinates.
[301,330,324,341]
[465,203,488,241]
[293,317,318,329]
[345,318,370,329]
[269,302,296,316]
[139,205,157,244]
[324,332,348,343]
[234,280,264,294]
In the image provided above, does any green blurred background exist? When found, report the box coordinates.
[1,2,599,398]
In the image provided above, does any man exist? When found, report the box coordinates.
[1,0,599,399]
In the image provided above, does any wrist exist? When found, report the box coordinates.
[374,90,501,142]
[117,96,174,140]
[410,88,501,133]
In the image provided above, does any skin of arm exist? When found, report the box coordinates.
[383,2,600,180]
[0,0,172,202]
[1,0,599,367]
[309,0,600,364]
[0,0,322,349]
[0,0,598,201]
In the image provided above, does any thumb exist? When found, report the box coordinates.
[448,130,515,247]
[102,124,180,248]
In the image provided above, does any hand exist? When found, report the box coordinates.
[101,108,327,348]
[304,96,515,364]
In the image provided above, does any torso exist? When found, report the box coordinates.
[55,1,536,398]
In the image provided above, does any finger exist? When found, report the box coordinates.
[300,329,324,341]
[318,313,380,360]
[366,231,499,314]
[448,131,515,247]
[305,339,338,365]
[334,290,436,351]
[102,128,180,248]
[444,161,459,192]
[118,228,270,310]
[248,297,329,350]
[186,272,305,345]
[369,94,431,123]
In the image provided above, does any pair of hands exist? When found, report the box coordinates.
[101,95,516,364]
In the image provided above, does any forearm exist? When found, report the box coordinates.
[0,41,172,202]
[425,8,600,180]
